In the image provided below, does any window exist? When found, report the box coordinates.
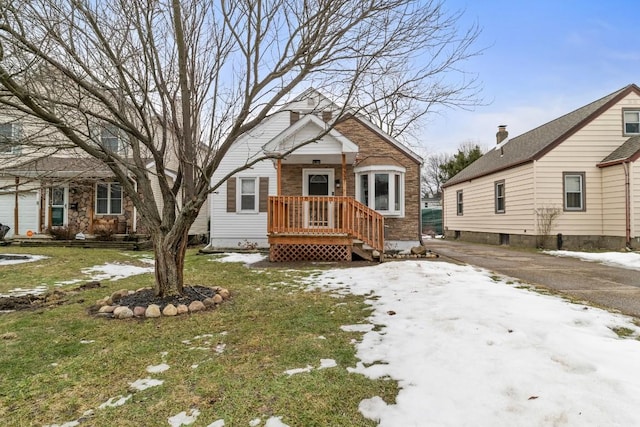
[563,172,585,211]
[355,166,404,216]
[0,122,22,154]
[456,190,463,216]
[238,177,258,212]
[495,181,505,214]
[100,124,124,153]
[624,110,640,135]
[96,183,123,215]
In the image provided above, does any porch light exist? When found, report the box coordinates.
[312,159,321,164]
[335,179,341,188]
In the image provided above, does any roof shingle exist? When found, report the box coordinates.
[443,84,640,187]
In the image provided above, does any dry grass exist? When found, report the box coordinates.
[0,247,397,426]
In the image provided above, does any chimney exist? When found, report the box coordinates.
[496,125,508,144]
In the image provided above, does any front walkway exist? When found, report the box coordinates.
[423,239,640,318]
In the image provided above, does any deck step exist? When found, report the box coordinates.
[351,242,381,262]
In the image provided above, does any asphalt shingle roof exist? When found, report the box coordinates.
[443,84,640,187]
[599,135,640,165]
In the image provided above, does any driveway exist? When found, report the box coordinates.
[422,239,640,319]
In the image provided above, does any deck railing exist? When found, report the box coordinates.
[267,196,384,251]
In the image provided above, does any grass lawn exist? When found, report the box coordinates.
[0,247,397,426]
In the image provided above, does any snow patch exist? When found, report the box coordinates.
[265,417,290,427]
[545,250,640,270]
[98,394,132,409]
[211,252,266,265]
[129,378,164,391]
[168,409,201,427]
[146,363,170,373]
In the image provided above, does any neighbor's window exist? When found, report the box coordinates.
[0,122,22,154]
[238,177,258,212]
[624,110,640,135]
[100,124,124,153]
[355,166,404,216]
[495,180,505,214]
[456,190,463,216]
[96,182,123,215]
[563,172,585,211]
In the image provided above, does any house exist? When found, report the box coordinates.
[0,112,208,240]
[442,84,640,250]
[208,89,423,261]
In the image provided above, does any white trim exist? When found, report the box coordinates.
[95,182,123,215]
[355,169,405,217]
[50,185,69,227]
[236,176,259,213]
[263,114,358,155]
[302,168,335,196]
[354,164,406,174]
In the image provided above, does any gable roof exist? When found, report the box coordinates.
[262,113,358,155]
[337,113,423,164]
[598,135,640,167]
[443,84,640,187]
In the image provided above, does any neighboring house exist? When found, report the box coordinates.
[0,113,208,240]
[209,89,423,261]
[442,84,640,250]
[422,195,442,208]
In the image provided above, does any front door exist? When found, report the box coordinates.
[303,169,335,228]
[50,186,67,227]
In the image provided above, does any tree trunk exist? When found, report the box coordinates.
[152,229,188,297]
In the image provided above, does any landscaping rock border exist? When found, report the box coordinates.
[89,285,231,319]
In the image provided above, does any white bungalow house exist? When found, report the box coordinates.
[442,84,640,250]
[208,89,423,261]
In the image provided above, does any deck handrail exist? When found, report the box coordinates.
[267,195,384,252]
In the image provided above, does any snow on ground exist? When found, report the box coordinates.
[146,363,169,374]
[545,249,640,271]
[98,395,132,409]
[81,262,154,281]
[0,254,48,266]
[168,409,201,427]
[212,252,267,265]
[128,378,164,391]
[299,259,640,427]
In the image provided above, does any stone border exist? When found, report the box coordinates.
[93,287,231,319]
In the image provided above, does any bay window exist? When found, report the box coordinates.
[355,165,405,216]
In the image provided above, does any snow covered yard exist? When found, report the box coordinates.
[298,255,640,426]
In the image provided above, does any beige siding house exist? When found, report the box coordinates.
[442,84,640,250]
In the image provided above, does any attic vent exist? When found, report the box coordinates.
[307,97,315,106]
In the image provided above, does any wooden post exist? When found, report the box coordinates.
[341,153,346,197]
[277,158,282,196]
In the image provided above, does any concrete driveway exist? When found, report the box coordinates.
[422,239,640,319]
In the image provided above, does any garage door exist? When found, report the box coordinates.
[0,192,39,238]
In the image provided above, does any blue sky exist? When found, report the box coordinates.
[422,0,640,154]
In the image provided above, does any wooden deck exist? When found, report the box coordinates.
[267,196,384,261]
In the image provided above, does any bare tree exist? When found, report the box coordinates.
[535,205,562,249]
[422,152,450,197]
[0,0,481,297]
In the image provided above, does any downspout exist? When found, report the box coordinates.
[418,161,424,246]
[14,177,19,235]
[623,161,631,248]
